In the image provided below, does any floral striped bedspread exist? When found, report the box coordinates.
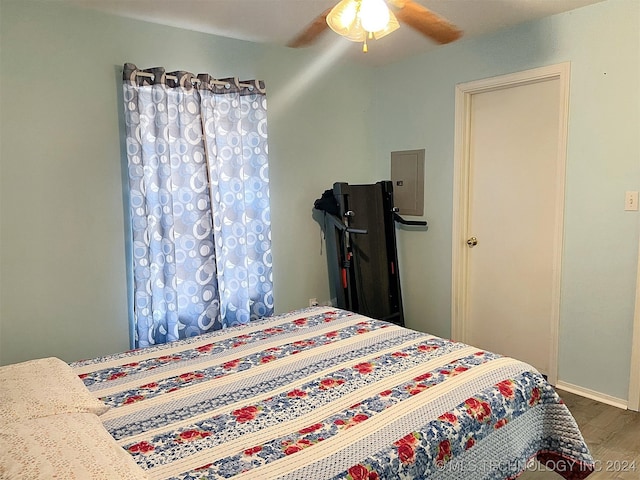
[71,307,594,480]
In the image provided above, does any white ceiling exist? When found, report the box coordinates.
[62,0,606,66]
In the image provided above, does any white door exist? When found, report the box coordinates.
[452,64,571,384]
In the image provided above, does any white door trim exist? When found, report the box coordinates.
[628,237,640,411]
[452,63,571,386]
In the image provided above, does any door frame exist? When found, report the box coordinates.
[628,238,640,411]
[451,63,571,386]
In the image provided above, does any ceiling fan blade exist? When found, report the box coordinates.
[393,0,462,44]
[287,8,332,48]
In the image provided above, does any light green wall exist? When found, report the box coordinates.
[1,0,638,402]
[0,0,380,364]
[371,0,639,400]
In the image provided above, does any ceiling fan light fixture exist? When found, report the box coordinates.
[326,0,361,38]
[372,11,399,40]
[359,0,390,32]
[326,0,399,47]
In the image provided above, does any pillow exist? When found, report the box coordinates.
[0,357,108,423]
[0,412,149,479]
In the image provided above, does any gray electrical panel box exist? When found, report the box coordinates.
[391,149,425,216]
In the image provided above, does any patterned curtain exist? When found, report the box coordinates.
[122,63,273,348]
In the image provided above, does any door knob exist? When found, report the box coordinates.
[466,236,478,247]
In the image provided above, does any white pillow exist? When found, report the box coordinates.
[0,357,108,423]
[0,412,148,479]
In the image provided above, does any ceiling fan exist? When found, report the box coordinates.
[288,0,462,52]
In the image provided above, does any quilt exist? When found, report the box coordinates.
[71,307,594,480]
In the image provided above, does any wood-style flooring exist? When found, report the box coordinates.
[519,389,640,479]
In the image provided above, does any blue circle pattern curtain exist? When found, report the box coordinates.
[122,63,273,348]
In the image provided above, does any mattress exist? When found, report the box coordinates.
[71,307,594,479]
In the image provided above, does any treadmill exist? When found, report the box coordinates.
[313,181,426,327]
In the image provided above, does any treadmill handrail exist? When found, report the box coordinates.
[393,213,427,227]
[315,209,368,234]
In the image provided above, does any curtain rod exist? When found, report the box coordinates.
[134,71,257,91]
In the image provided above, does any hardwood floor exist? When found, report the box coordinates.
[519,389,640,479]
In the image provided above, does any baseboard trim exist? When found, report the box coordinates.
[555,381,628,410]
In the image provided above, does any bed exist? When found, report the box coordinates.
[1,307,594,479]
